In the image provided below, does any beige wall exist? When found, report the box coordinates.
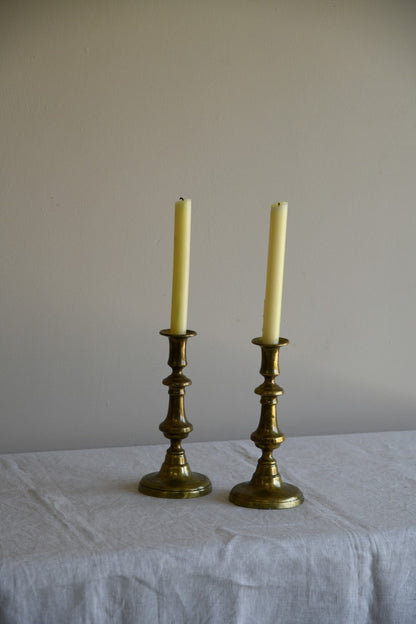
[1,0,415,453]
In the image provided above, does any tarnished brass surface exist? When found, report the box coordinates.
[229,337,304,509]
[139,330,211,499]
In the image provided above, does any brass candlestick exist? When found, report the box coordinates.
[229,337,303,509]
[139,329,211,499]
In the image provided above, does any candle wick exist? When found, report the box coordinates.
[179,197,184,200]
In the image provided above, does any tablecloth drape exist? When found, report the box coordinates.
[1,431,415,623]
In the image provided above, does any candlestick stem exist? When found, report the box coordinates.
[139,330,211,499]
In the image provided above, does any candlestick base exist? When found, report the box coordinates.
[139,330,211,499]
[229,337,304,510]
[139,469,211,499]
[229,474,303,510]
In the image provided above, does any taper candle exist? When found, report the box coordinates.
[170,198,191,334]
[262,202,288,344]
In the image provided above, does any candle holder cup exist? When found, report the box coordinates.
[229,337,303,509]
[139,329,211,499]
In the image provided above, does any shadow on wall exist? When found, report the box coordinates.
[283,362,416,438]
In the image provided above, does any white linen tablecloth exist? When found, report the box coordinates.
[0,431,415,624]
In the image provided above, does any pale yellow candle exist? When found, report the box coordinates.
[170,198,191,334]
[262,202,288,344]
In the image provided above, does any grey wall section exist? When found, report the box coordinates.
[1,0,415,453]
